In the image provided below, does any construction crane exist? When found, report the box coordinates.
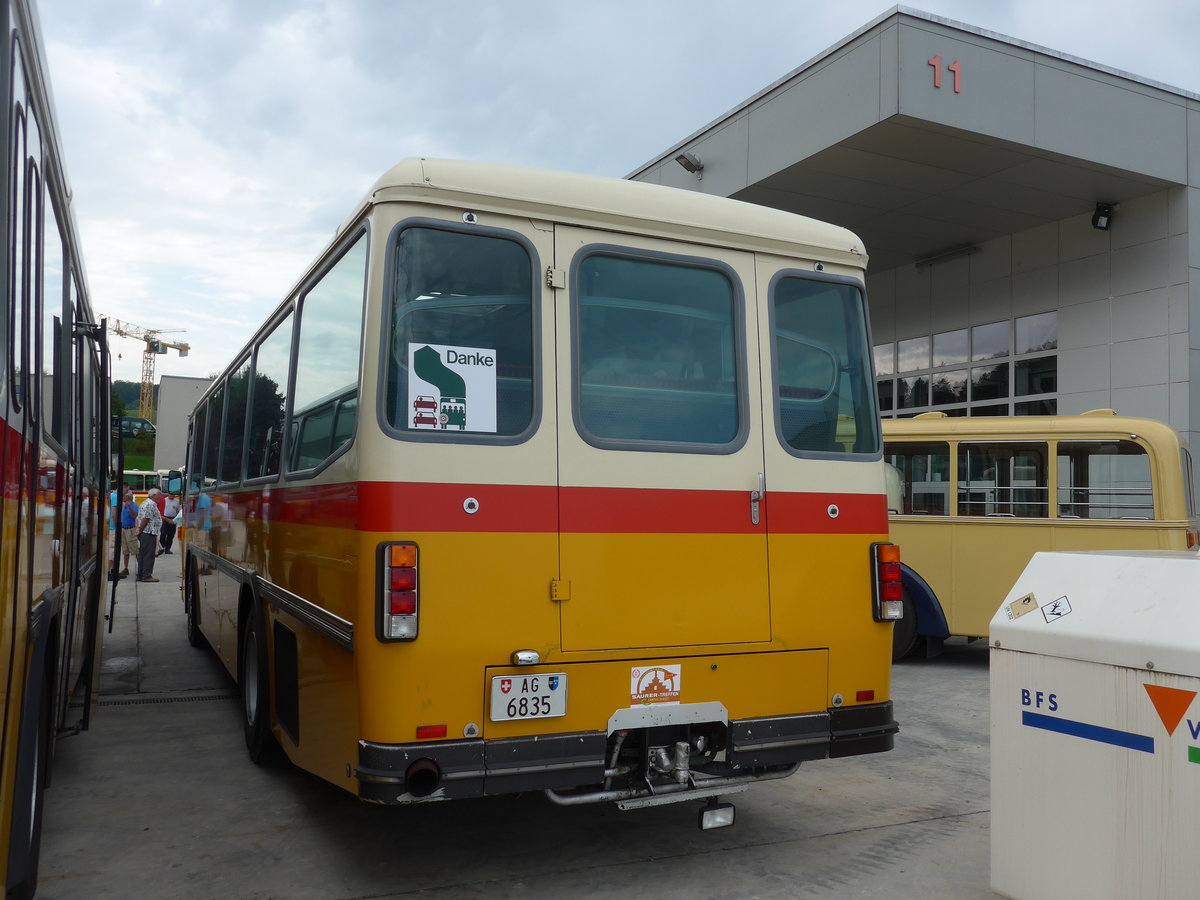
[102,316,191,421]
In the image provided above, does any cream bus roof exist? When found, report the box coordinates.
[365,157,868,266]
[881,410,1188,450]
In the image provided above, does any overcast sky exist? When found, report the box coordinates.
[35,0,1200,385]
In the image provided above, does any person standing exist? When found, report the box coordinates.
[134,488,164,583]
[159,492,181,554]
[117,490,138,578]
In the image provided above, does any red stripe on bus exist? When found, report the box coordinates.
[360,482,558,532]
[767,490,888,534]
[258,481,885,535]
[559,485,758,534]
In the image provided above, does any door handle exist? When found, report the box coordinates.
[750,473,765,525]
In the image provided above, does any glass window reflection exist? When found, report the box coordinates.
[874,343,895,377]
[897,336,930,373]
[1016,311,1057,354]
[971,321,1008,361]
[931,369,967,406]
[971,363,1008,401]
[898,375,929,409]
[933,329,968,367]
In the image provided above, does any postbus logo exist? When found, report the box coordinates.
[631,665,681,705]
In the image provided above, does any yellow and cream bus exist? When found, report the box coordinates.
[1,0,110,894]
[883,409,1199,660]
[181,158,900,826]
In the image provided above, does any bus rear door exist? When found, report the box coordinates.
[554,228,769,651]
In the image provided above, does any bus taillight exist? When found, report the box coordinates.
[379,542,419,641]
[871,542,904,622]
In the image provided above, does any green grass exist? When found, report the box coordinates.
[114,434,155,471]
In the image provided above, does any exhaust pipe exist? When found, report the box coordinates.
[404,758,441,797]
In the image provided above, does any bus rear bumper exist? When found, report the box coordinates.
[355,701,896,805]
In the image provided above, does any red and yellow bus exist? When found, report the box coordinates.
[182,158,899,825]
[1,0,109,894]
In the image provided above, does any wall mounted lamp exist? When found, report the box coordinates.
[674,151,703,176]
[1091,202,1114,231]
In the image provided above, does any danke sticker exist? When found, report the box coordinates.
[408,343,497,433]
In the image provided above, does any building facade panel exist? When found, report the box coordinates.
[1033,66,1188,181]
[897,21,1036,144]
[745,37,886,186]
[1112,287,1168,343]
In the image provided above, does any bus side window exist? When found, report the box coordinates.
[287,233,366,472]
[188,404,208,492]
[959,442,1048,518]
[884,442,950,514]
[1057,440,1152,519]
[246,310,293,481]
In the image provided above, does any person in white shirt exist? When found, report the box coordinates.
[134,489,163,582]
[159,492,182,555]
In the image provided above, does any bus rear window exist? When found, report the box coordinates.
[575,253,740,448]
[385,227,534,438]
[772,276,878,456]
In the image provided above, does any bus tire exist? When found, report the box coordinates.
[6,662,51,900]
[184,559,205,649]
[891,588,924,662]
[241,607,284,766]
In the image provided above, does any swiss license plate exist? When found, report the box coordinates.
[490,672,568,721]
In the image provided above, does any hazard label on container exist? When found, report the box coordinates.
[1006,592,1039,620]
[1041,596,1072,623]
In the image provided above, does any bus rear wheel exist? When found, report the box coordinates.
[184,560,205,648]
[241,610,284,766]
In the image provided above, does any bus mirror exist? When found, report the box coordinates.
[166,471,184,494]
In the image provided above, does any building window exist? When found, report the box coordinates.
[897,335,930,373]
[933,329,968,367]
[878,312,1057,418]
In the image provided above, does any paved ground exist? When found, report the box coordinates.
[38,560,997,899]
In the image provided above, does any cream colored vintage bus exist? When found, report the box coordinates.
[181,158,901,827]
[883,409,1199,660]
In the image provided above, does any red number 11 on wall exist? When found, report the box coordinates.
[928,55,962,93]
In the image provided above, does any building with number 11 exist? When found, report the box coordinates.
[632,6,1200,473]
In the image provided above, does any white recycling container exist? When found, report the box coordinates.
[990,550,1200,900]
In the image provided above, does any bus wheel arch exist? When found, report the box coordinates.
[894,565,949,661]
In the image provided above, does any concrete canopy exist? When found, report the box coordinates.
[628,6,1194,273]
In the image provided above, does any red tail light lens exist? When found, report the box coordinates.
[379,542,419,641]
[389,591,417,615]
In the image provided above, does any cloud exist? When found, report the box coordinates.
[36,0,1200,386]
